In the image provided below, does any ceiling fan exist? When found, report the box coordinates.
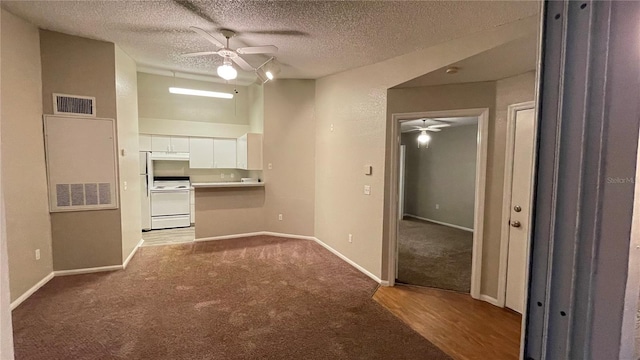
[408,119,451,133]
[408,119,451,146]
[181,26,278,80]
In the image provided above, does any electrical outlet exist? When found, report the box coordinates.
[123,181,128,191]
[348,234,353,243]
[435,204,440,210]
[330,124,334,132]
[364,185,371,195]
[35,249,40,260]
[230,173,235,179]
[268,163,273,170]
[278,214,283,221]
[221,173,225,179]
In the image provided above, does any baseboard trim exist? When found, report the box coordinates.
[195,232,265,242]
[123,239,144,269]
[480,294,501,307]
[262,231,317,241]
[312,237,382,284]
[404,214,474,232]
[54,265,122,277]
[380,280,391,287]
[10,272,54,310]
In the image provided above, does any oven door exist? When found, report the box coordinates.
[150,190,190,216]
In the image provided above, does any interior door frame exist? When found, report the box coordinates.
[498,101,537,309]
[387,108,489,301]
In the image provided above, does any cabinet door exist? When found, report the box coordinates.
[236,134,248,169]
[171,136,190,152]
[151,135,171,152]
[139,134,152,152]
[189,138,214,169]
[213,138,237,169]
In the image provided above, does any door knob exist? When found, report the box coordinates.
[510,220,521,228]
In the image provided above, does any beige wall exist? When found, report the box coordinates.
[115,46,141,261]
[40,30,123,270]
[194,187,265,239]
[313,16,537,283]
[137,72,248,124]
[248,84,264,133]
[263,80,315,236]
[1,10,53,303]
[402,124,478,229]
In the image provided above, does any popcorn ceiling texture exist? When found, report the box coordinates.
[2,1,537,84]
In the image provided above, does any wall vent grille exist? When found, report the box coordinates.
[55,183,112,208]
[53,93,96,117]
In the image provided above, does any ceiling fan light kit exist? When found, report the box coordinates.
[183,26,279,83]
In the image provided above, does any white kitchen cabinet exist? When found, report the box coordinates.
[139,134,152,152]
[151,135,190,153]
[213,138,237,169]
[189,138,214,169]
[171,136,190,152]
[236,133,263,170]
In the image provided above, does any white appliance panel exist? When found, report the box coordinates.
[151,215,190,230]
[151,190,190,216]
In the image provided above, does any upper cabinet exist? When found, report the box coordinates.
[139,134,152,152]
[189,138,214,169]
[213,138,237,169]
[237,133,263,170]
[151,135,189,153]
[188,137,237,169]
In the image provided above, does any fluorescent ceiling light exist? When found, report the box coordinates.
[168,87,233,99]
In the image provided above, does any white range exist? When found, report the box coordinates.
[150,176,191,230]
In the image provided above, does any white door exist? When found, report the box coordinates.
[398,145,406,221]
[505,106,536,313]
[213,138,237,169]
[189,138,214,169]
[151,135,171,152]
[171,136,190,152]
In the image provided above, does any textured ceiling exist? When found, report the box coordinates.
[2,1,539,85]
[401,116,478,133]
[395,33,538,88]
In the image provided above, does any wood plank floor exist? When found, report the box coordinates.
[373,285,522,360]
[141,226,195,246]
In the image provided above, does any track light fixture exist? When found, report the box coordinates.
[255,57,281,85]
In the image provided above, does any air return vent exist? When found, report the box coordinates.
[53,93,96,117]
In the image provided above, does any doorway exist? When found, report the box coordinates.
[397,116,479,292]
[388,108,489,299]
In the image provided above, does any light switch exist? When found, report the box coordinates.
[268,163,273,170]
[120,148,126,156]
[364,165,373,175]
[364,185,371,195]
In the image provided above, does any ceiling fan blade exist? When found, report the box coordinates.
[189,26,224,48]
[236,45,278,55]
[426,128,442,132]
[429,124,451,129]
[181,51,219,57]
[231,55,254,72]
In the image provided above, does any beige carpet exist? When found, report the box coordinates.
[397,218,473,292]
[12,236,450,360]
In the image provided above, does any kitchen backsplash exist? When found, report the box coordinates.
[153,161,262,183]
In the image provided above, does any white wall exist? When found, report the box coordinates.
[1,9,53,302]
[115,46,142,261]
[314,16,538,282]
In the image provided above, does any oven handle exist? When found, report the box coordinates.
[150,190,190,194]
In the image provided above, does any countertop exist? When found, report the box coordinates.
[191,182,265,188]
